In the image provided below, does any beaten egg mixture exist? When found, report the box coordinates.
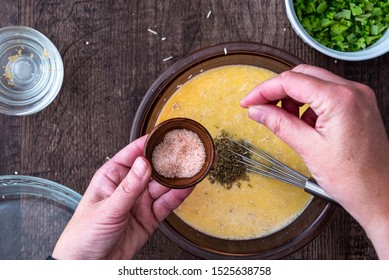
[157,65,312,240]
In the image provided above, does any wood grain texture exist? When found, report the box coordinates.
[0,0,387,260]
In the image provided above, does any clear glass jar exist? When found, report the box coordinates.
[0,26,64,115]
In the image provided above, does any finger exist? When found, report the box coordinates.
[106,156,152,215]
[241,70,338,114]
[247,105,321,157]
[240,81,274,107]
[152,187,194,222]
[282,98,302,118]
[241,64,350,108]
[148,180,171,200]
[291,64,349,85]
[109,135,148,170]
[85,136,149,201]
[300,107,318,128]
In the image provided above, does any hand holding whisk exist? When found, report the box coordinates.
[226,137,337,204]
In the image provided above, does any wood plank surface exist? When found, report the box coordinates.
[1,0,387,260]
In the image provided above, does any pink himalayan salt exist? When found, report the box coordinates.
[151,129,206,178]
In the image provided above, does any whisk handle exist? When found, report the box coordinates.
[305,179,338,205]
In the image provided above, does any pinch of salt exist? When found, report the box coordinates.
[163,56,173,62]
[151,129,206,178]
[147,28,158,35]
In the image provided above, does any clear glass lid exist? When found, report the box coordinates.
[0,175,81,260]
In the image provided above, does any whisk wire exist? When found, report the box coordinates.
[230,150,305,188]
[243,140,308,182]
[225,136,337,204]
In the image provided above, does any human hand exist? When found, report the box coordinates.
[52,135,193,260]
[240,64,389,259]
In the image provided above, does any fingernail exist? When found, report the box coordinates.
[248,106,264,124]
[132,157,148,178]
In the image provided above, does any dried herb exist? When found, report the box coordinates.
[208,132,250,189]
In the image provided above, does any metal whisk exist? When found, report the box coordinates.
[226,137,337,204]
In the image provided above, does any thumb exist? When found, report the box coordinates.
[107,156,152,215]
[248,105,320,157]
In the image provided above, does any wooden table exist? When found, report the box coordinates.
[0,0,386,260]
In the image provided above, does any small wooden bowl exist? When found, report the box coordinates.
[144,118,215,189]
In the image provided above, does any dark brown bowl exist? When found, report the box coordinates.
[130,42,338,259]
[144,118,215,189]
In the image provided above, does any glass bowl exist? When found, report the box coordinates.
[130,42,337,259]
[285,0,389,61]
[0,175,81,259]
[0,26,64,115]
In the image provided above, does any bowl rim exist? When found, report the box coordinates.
[130,41,304,140]
[0,175,82,210]
[0,175,82,259]
[284,0,389,61]
[130,42,338,259]
[159,200,337,259]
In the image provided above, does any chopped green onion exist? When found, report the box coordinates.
[294,0,389,52]
[350,3,363,16]
[366,34,383,45]
[317,1,328,14]
[331,23,349,34]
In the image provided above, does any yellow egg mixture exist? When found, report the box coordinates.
[157,65,312,240]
